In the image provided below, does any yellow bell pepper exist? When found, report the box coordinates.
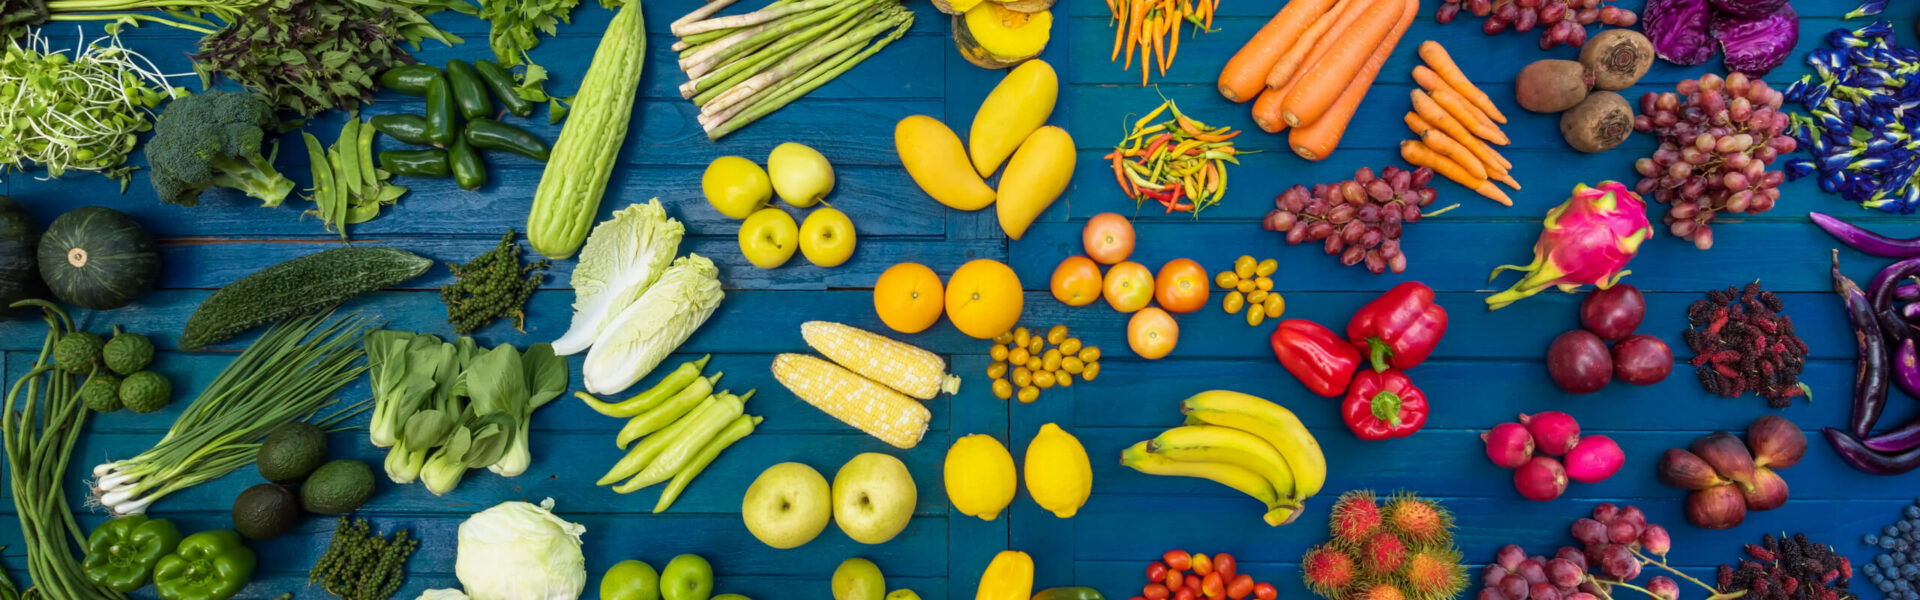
[974,550,1034,600]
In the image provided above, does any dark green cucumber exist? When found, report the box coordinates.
[179,247,432,350]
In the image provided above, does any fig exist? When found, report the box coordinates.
[1684,484,1748,529]
[1514,455,1570,501]
[1521,411,1582,456]
[1580,284,1644,340]
[1743,466,1790,511]
[1657,448,1727,490]
[1689,432,1757,490]
[1747,415,1806,469]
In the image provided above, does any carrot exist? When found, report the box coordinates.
[1287,0,1413,160]
[1410,66,1453,98]
[1419,41,1507,124]
[1403,112,1487,179]
[1264,0,1364,90]
[1431,86,1508,145]
[1279,0,1402,127]
[1217,0,1338,103]
[1402,140,1512,206]
[1411,89,1510,171]
[1251,86,1293,133]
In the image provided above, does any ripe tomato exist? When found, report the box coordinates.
[1104,261,1154,313]
[873,262,944,333]
[1129,307,1179,359]
[1163,550,1192,571]
[1154,258,1209,313]
[1226,574,1254,599]
[1083,213,1137,264]
[1050,256,1103,307]
[1214,553,1238,583]
[1253,582,1277,600]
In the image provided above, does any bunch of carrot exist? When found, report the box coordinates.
[1110,0,1219,85]
[1216,0,1414,161]
[1398,41,1519,206]
[1105,99,1241,215]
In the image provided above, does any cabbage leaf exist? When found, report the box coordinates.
[552,199,683,356]
[454,499,586,600]
[581,254,724,395]
[1714,3,1798,76]
[1645,0,1716,65]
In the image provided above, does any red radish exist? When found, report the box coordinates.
[1564,435,1624,483]
[1520,411,1582,456]
[1514,456,1569,501]
[1483,422,1537,468]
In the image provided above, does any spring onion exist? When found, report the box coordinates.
[0,27,184,188]
[672,0,912,139]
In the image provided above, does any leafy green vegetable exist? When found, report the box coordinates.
[552,199,684,356]
[144,90,296,207]
[367,331,565,495]
[192,0,470,116]
[581,254,724,395]
[478,0,577,68]
[1,29,183,188]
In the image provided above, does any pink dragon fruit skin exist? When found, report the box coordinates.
[1486,181,1654,310]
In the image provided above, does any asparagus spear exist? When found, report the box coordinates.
[704,15,911,139]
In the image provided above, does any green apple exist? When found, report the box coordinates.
[702,156,771,219]
[741,462,832,549]
[737,208,798,269]
[660,554,714,600]
[884,591,922,600]
[831,557,885,600]
[601,560,661,600]
[798,207,857,268]
[711,595,752,600]
[832,452,916,545]
[767,142,834,207]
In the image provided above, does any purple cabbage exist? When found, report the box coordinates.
[1645,0,1716,65]
[1712,3,1799,76]
[1708,0,1789,19]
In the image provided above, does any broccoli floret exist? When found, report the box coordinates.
[144,90,296,208]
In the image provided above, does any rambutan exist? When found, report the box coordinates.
[1361,531,1411,576]
[1401,548,1469,600]
[1329,489,1384,546]
[1302,543,1362,599]
[1357,581,1411,600]
[1382,493,1455,548]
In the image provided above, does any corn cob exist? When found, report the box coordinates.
[772,353,930,449]
[801,321,960,400]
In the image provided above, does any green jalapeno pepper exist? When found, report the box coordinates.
[472,59,535,117]
[380,149,450,178]
[449,135,486,190]
[444,59,493,121]
[464,118,551,161]
[423,76,456,147]
[378,64,441,96]
[369,114,435,146]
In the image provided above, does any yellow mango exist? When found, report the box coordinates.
[994,125,1074,240]
[968,59,1057,178]
[896,115,996,211]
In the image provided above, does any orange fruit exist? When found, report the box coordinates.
[1128,307,1179,359]
[1050,256,1103,307]
[873,262,944,333]
[1083,213,1136,265]
[945,259,1024,339]
[1154,258,1209,314]
[1103,261,1154,313]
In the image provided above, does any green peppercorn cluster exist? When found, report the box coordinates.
[440,230,549,335]
[310,516,418,600]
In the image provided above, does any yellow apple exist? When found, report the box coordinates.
[799,207,857,267]
[738,208,798,269]
[702,156,771,219]
[767,142,834,207]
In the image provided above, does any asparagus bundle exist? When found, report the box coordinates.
[672,0,913,139]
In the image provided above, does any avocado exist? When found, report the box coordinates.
[301,459,375,515]
[258,422,328,483]
[232,483,301,539]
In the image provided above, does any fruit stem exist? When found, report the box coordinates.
[1631,548,1725,595]
[1599,578,1662,600]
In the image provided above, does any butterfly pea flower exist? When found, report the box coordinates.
[1846,0,1886,21]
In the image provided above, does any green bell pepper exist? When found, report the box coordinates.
[152,530,256,600]
[83,515,183,592]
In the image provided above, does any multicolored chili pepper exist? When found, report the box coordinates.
[1342,369,1430,440]
[1106,99,1241,216]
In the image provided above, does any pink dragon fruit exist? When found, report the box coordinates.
[1486,181,1654,310]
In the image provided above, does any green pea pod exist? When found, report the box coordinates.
[472,59,534,117]
[423,76,456,147]
[379,149,450,178]
[464,118,551,161]
[1031,588,1106,600]
[449,135,486,190]
[580,355,712,417]
[369,114,436,146]
[151,529,255,600]
[378,65,441,96]
[445,59,493,121]
[82,515,183,593]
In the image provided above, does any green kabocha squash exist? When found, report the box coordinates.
[37,207,160,310]
[178,246,432,350]
[0,195,47,317]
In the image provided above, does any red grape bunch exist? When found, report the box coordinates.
[1479,503,1723,600]
[1435,0,1638,50]
[1261,166,1442,275]
[1632,73,1797,250]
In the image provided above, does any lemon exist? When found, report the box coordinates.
[943,434,1016,521]
[702,156,772,219]
[1023,423,1091,519]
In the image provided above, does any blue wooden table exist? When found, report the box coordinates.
[5,0,1920,597]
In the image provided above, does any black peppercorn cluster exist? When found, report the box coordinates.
[441,230,549,335]
[1685,282,1810,408]
[310,516,419,600]
[1717,533,1854,600]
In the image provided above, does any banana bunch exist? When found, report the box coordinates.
[1121,390,1327,526]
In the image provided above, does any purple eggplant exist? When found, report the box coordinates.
[1865,416,1920,453]
[1869,256,1920,344]
[1837,251,1891,438]
[1812,212,1920,258]
[1896,338,1920,401]
[1825,427,1920,475]
[1898,280,1920,303]
[1903,302,1920,326]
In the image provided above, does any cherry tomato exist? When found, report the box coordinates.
[1253,582,1278,600]
[1201,572,1224,597]
[1214,553,1237,582]
[1084,213,1137,264]
[1185,576,1203,594]
[1131,598,1148,600]
[1174,588,1196,600]
[1127,307,1179,360]
[1146,561,1168,583]
[1163,550,1192,572]
[1191,553,1213,576]
[1051,256,1104,307]
[1103,261,1154,313]
[1144,584,1171,600]
[1165,570,1184,589]
[1153,258,1210,313]
[1227,574,1255,599]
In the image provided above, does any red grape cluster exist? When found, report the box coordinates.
[1261,166,1439,275]
[1435,0,1637,50]
[1632,73,1797,250]
[1480,503,1690,600]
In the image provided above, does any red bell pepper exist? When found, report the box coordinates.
[1347,281,1448,373]
[1270,320,1361,397]
[1342,370,1429,440]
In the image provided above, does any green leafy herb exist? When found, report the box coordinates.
[441,231,550,335]
[479,0,577,68]
[192,0,468,115]
[0,29,183,188]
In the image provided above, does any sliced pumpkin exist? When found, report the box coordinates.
[932,0,985,15]
[954,4,1052,70]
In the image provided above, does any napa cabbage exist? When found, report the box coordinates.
[581,254,724,395]
[552,199,684,356]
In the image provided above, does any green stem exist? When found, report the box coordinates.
[1630,548,1725,595]
[690,3,866,104]
[706,13,909,139]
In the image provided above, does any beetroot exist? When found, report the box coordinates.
[1565,435,1624,483]
[1483,422,1537,469]
[1581,284,1645,340]
[1514,456,1570,501]
[1521,411,1582,456]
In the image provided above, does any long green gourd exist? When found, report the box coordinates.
[527,0,647,259]
[179,247,431,350]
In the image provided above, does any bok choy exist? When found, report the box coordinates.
[365,330,566,495]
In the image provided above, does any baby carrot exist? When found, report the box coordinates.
[1418,41,1508,124]
[1402,140,1512,206]
[1431,86,1508,145]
